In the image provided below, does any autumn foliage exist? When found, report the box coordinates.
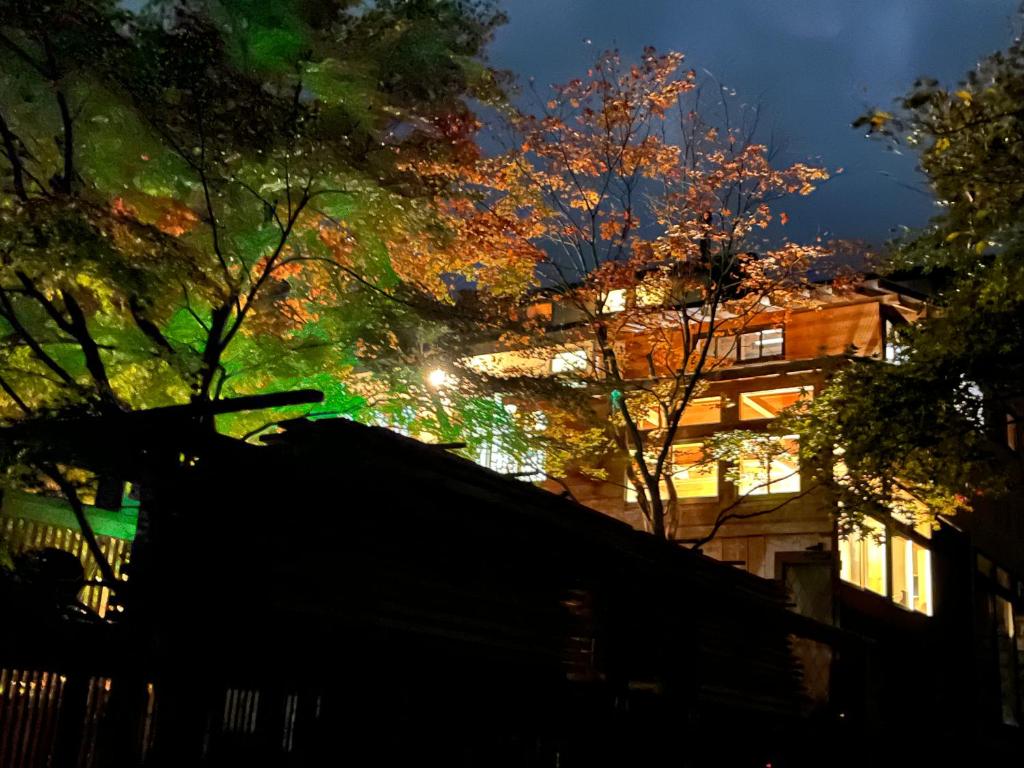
[383,48,838,539]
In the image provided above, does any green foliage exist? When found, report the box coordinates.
[808,36,1024,523]
[0,0,507,442]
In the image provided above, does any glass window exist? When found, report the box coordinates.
[839,518,887,597]
[475,410,547,482]
[738,327,784,361]
[635,278,669,308]
[669,443,718,498]
[737,436,800,496]
[679,397,722,426]
[883,318,906,363]
[702,335,738,362]
[892,535,933,615]
[551,348,589,374]
[738,386,813,420]
[602,289,626,313]
[996,596,1019,726]
[626,442,718,502]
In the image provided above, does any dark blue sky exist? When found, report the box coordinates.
[488,0,1020,246]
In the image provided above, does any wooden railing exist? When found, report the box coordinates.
[1,516,131,619]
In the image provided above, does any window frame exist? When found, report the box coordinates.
[625,441,720,503]
[735,435,802,496]
[737,386,814,421]
[838,514,935,616]
[736,326,785,362]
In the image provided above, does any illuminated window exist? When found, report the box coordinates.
[602,289,626,313]
[883,318,905,363]
[551,348,589,374]
[891,535,933,615]
[668,443,718,498]
[626,442,718,501]
[474,408,546,482]
[635,278,670,308]
[679,397,721,426]
[736,436,800,495]
[738,386,813,420]
[738,327,784,361]
[839,518,887,597]
[628,397,719,430]
[700,335,738,362]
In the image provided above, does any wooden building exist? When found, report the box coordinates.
[465,276,1024,763]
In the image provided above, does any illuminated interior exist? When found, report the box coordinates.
[737,437,801,495]
[626,442,718,501]
[891,535,933,615]
[838,517,887,597]
[738,327,784,360]
[839,516,934,614]
[602,289,627,313]
[738,386,813,420]
[550,348,590,374]
[679,397,722,426]
[668,443,718,498]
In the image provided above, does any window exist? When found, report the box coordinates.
[736,436,800,495]
[738,386,813,420]
[701,335,738,362]
[551,348,589,374]
[883,317,905,363]
[632,397,720,431]
[626,442,718,502]
[738,327,784,361]
[977,557,1024,725]
[840,516,934,614]
[668,443,718,498]
[1008,413,1020,451]
[839,518,888,597]
[635,277,670,308]
[892,535,933,615]
[679,397,722,426]
[476,439,546,482]
[474,408,547,482]
[601,289,626,314]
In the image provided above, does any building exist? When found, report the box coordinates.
[464,273,1024,762]
[1,274,1022,764]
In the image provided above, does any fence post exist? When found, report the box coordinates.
[51,673,88,768]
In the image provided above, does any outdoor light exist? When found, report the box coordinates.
[427,368,448,388]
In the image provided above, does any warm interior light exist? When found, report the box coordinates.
[427,368,448,388]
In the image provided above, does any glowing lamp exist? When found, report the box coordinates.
[427,368,448,388]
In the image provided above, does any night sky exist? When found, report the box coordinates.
[488,0,1021,247]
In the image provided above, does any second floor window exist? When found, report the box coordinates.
[736,436,801,495]
[551,348,590,374]
[738,386,813,420]
[625,442,718,502]
[738,327,784,361]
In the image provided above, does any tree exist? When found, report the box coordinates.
[378,48,835,541]
[0,0,510,423]
[798,35,1024,526]
[0,0,506,575]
